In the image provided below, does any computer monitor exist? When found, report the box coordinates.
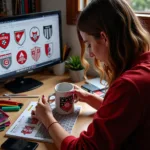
[0,11,63,93]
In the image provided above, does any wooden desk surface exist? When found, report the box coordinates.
[0,71,96,150]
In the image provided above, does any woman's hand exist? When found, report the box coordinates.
[74,84,92,104]
[31,96,55,128]
[74,84,103,110]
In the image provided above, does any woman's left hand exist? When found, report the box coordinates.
[31,96,54,128]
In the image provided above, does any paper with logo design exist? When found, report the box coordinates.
[6,102,81,143]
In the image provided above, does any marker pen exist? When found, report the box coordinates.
[2,106,20,112]
[0,104,18,107]
[0,100,19,105]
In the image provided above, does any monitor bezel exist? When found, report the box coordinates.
[0,10,63,81]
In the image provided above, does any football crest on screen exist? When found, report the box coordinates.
[45,43,53,58]
[0,53,12,69]
[31,46,41,62]
[14,29,26,46]
[60,95,73,112]
[30,27,40,42]
[0,32,10,49]
[16,50,27,64]
[43,25,52,40]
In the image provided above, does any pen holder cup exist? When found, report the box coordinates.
[53,61,65,76]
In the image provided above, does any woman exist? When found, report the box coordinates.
[32,0,150,149]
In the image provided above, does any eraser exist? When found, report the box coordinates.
[93,90,105,97]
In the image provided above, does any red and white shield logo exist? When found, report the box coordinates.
[14,30,26,46]
[2,58,11,69]
[30,27,40,42]
[45,43,53,58]
[16,50,27,64]
[21,126,34,135]
[0,33,10,49]
[31,47,41,62]
[0,53,12,69]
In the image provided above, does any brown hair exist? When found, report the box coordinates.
[77,0,150,85]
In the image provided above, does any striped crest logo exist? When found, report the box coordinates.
[43,25,52,40]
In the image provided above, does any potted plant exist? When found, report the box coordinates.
[65,56,84,82]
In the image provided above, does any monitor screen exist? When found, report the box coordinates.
[0,11,63,93]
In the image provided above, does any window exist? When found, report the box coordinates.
[73,0,150,12]
[66,0,150,32]
[128,0,150,12]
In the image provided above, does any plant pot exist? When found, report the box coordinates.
[69,69,84,82]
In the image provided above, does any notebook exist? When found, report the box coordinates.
[86,78,108,90]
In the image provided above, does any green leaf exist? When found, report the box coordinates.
[65,56,84,70]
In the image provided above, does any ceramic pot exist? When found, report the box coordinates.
[69,69,84,82]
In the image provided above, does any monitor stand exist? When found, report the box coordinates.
[4,77,43,93]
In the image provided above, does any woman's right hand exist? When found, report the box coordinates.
[74,84,92,104]
[31,96,55,129]
[74,84,103,110]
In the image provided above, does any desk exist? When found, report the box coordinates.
[0,71,96,150]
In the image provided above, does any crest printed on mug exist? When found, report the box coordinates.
[60,95,73,112]
[30,27,40,42]
[0,32,10,49]
[14,29,26,46]
[43,25,52,40]
[0,53,12,69]
[31,46,41,62]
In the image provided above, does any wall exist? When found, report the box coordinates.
[41,0,81,56]
[41,0,98,76]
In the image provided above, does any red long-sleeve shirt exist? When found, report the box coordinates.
[61,51,150,150]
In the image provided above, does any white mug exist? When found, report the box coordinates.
[54,82,75,114]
